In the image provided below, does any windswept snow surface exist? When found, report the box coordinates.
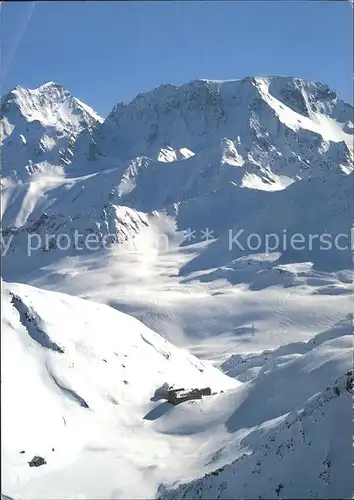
[1,75,353,499]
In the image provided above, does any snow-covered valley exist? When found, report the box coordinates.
[1,75,353,499]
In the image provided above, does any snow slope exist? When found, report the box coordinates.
[179,169,353,276]
[160,315,353,499]
[161,372,353,500]
[2,282,351,500]
[220,314,353,382]
[1,281,239,500]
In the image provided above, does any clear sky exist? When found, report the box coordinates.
[1,1,353,117]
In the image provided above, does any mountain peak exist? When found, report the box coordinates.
[38,80,63,89]
[3,81,67,101]
[1,81,103,179]
[1,80,102,127]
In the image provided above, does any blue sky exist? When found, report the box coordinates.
[1,1,352,117]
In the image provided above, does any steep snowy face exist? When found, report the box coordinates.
[2,75,353,206]
[90,76,352,165]
[69,76,353,196]
[0,82,103,179]
[266,76,353,128]
[1,82,102,129]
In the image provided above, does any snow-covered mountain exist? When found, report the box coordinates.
[2,76,353,279]
[69,76,353,199]
[1,82,102,179]
[87,76,353,162]
[1,75,353,499]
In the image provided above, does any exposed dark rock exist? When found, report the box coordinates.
[345,371,353,392]
[28,455,46,467]
[275,483,284,497]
